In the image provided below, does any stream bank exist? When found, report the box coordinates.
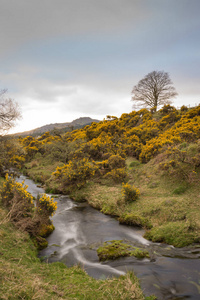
[17,175,200,300]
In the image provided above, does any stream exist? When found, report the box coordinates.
[17,175,200,300]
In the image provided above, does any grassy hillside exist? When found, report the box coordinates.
[1,104,200,248]
[1,104,199,299]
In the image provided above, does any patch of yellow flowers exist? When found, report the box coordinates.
[2,174,33,205]
[2,174,57,216]
[121,182,140,203]
[38,194,57,216]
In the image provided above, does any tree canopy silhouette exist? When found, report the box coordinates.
[0,89,21,133]
[131,71,178,111]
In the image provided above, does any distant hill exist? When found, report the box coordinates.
[13,117,100,137]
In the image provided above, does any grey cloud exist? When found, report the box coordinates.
[56,85,131,117]
[1,0,200,58]
[0,0,147,56]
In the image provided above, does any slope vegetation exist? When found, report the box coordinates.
[2,104,200,247]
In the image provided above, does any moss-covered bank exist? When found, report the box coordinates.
[97,240,150,261]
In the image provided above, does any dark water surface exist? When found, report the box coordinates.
[17,175,200,300]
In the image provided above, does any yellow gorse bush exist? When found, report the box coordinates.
[121,182,140,203]
[1,174,57,216]
[1,174,33,205]
[1,174,57,249]
[15,104,200,190]
[38,194,57,216]
[139,110,200,162]
[53,157,97,188]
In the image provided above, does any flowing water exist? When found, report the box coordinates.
[17,175,200,299]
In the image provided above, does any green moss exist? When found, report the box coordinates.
[97,240,150,261]
[32,236,48,250]
[144,221,200,247]
[38,223,55,238]
[119,213,153,229]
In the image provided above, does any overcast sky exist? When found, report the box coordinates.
[0,0,200,133]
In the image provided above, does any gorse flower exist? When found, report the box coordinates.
[121,183,140,203]
[1,174,33,205]
[52,158,97,189]
[38,194,57,216]
[1,175,57,216]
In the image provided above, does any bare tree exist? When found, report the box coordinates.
[0,89,21,133]
[131,71,178,111]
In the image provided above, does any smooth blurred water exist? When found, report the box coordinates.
[17,175,200,299]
